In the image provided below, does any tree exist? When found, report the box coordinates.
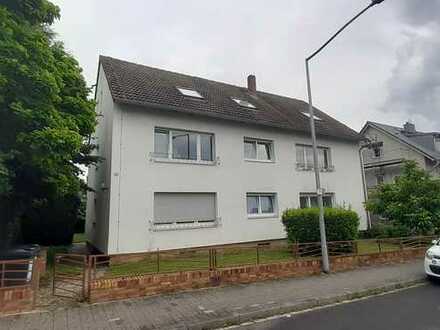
[366,161,440,234]
[0,0,96,246]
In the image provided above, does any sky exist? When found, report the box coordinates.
[50,0,440,133]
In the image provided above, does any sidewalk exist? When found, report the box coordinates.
[0,260,426,330]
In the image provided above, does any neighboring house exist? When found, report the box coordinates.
[360,121,440,191]
[85,56,367,254]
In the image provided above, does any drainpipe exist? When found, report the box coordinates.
[359,145,372,229]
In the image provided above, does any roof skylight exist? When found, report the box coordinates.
[231,97,256,109]
[177,87,203,99]
[301,112,322,121]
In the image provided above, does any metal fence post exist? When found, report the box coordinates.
[32,257,40,308]
[81,255,87,301]
[52,256,56,295]
[256,246,260,265]
[87,256,92,302]
[156,249,160,273]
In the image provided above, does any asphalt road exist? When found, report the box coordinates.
[239,280,440,330]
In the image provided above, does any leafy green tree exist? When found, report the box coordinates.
[0,0,96,246]
[366,161,440,234]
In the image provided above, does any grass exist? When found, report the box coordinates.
[73,233,86,243]
[101,239,407,278]
[104,247,296,278]
[357,240,400,255]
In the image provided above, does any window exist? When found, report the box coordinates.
[376,174,384,185]
[435,137,440,152]
[296,144,332,170]
[231,97,256,109]
[154,128,214,162]
[372,146,382,158]
[301,112,322,121]
[247,193,277,217]
[177,87,203,99]
[299,193,334,208]
[154,193,217,225]
[244,138,274,161]
[154,129,169,158]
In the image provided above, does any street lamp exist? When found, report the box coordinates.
[305,0,385,273]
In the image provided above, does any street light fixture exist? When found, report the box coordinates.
[305,0,386,273]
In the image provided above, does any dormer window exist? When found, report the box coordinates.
[177,87,203,99]
[301,112,322,121]
[231,97,256,109]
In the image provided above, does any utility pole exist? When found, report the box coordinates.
[305,0,386,273]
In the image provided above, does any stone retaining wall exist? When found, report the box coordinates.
[0,256,43,316]
[89,248,425,303]
[0,285,35,316]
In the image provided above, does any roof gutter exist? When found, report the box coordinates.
[113,98,360,143]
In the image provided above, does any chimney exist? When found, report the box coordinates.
[403,121,416,134]
[247,74,256,93]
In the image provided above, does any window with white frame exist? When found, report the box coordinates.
[301,112,322,121]
[231,98,256,109]
[244,138,274,161]
[177,87,204,99]
[296,144,332,170]
[154,128,214,161]
[153,192,217,226]
[247,193,277,217]
[299,193,334,208]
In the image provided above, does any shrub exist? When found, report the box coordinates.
[359,221,412,239]
[366,161,440,234]
[282,207,360,243]
[20,194,80,246]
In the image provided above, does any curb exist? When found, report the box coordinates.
[188,278,425,330]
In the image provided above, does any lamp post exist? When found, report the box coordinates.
[305,0,386,273]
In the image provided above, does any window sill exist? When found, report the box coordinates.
[247,214,278,220]
[296,166,335,172]
[245,159,275,164]
[150,219,220,231]
[151,156,219,166]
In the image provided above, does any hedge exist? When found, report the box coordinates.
[282,208,360,243]
[359,221,412,239]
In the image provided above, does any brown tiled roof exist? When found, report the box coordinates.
[99,56,359,141]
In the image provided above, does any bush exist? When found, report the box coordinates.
[20,194,80,246]
[74,218,85,234]
[21,217,75,246]
[282,207,360,243]
[359,221,412,239]
[366,161,440,234]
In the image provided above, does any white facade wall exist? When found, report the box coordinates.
[85,66,114,252]
[87,67,367,254]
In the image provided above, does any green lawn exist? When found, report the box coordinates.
[104,247,295,278]
[99,240,405,278]
[357,240,400,255]
[73,233,86,243]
